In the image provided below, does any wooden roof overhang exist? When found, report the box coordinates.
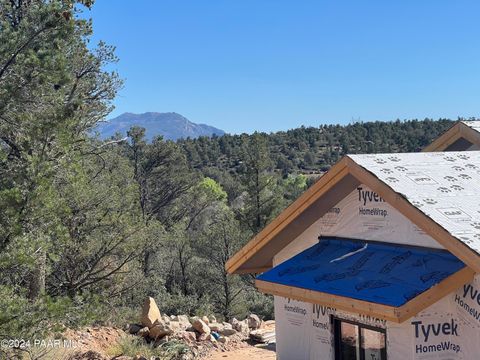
[424,121,480,152]
[256,266,474,323]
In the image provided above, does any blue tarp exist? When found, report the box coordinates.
[257,237,465,307]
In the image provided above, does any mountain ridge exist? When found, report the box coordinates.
[96,112,225,141]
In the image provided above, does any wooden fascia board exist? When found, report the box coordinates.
[226,157,351,274]
[256,267,474,324]
[396,266,475,322]
[423,123,462,152]
[256,279,401,323]
[345,157,480,273]
[459,122,480,148]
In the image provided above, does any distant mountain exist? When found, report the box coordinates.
[96,112,225,141]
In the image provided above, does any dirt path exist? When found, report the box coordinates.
[207,343,276,360]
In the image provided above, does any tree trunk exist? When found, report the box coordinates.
[28,248,46,300]
[143,249,152,277]
[223,273,231,319]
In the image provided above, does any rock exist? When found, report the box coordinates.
[173,315,191,330]
[185,331,197,342]
[218,336,229,344]
[68,351,108,360]
[222,322,233,330]
[197,332,210,341]
[179,354,194,360]
[170,321,183,332]
[248,314,261,330]
[149,321,175,339]
[250,330,276,344]
[192,318,210,335]
[138,327,150,337]
[230,317,239,328]
[177,330,197,343]
[174,314,189,322]
[169,320,181,332]
[153,335,169,347]
[201,315,210,324]
[161,314,170,323]
[177,352,194,360]
[127,324,143,335]
[219,328,237,336]
[264,320,275,327]
[140,297,161,328]
[133,356,148,360]
[208,322,224,332]
[231,318,249,333]
[209,315,217,323]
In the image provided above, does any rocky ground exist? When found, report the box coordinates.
[61,297,275,360]
[63,327,125,356]
[206,342,276,360]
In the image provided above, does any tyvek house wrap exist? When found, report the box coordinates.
[274,182,443,267]
[271,151,480,359]
[274,275,480,360]
[349,151,480,256]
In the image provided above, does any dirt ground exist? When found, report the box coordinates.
[59,326,277,360]
[206,342,276,360]
[63,326,125,354]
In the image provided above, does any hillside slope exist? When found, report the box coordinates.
[178,118,458,175]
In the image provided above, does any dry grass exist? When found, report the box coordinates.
[106,336,190,359]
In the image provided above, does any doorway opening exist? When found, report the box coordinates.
[333,317,387,360]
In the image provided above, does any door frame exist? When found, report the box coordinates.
[332,316,387,360]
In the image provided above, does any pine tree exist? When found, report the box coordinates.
[238,133,283,234]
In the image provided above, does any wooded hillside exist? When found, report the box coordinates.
[179,119,454,176]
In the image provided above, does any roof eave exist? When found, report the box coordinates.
[423,121,480,152]
[256,266,475,323]
[423,122,463,152]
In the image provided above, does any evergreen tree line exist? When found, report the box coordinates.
[178,119,456,177]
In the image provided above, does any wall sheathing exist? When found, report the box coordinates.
[272,185,479,359]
